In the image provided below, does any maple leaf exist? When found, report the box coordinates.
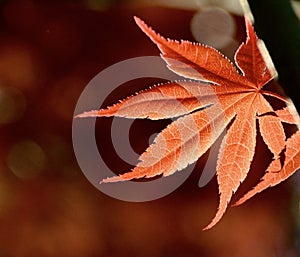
[77,16,300,229]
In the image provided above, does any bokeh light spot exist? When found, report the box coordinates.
[191,7,236,50]
[49,75,85,121]
[0,42,41,90]
[8,140,46,179]
[292,0,300,20]
[0,86,26,124]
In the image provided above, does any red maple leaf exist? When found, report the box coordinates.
[77,16,300,229]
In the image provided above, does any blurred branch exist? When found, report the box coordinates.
[247,0,300,112]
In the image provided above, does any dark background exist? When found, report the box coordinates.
[0,0,299,256]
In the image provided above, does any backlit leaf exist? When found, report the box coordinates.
[77,16,299,230]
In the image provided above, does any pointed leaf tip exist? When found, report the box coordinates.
[134,15,166,45]
[134,16,150,33]
[244,15,255,37]
[134,16,142,25]
[75,110,100,118]
[100,176,126,184]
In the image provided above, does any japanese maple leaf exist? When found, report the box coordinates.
[77,16,300,229]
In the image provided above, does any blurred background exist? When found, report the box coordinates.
[0,0,299,256]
